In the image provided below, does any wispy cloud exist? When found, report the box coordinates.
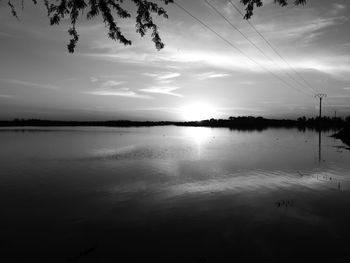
[333,3,346,10]
[126,107,178,112]
[197,72,231,80]
[258,16,347,42]
[86,78,152,99]
[217,106,265,113]
[158,73,181,80]
[344,87,350,90]
[142,72,181,80]
[81,47,263,73]
[139,86,184,98]
[82,44,350,77]
[87,87,152,99]
[157,79,175,85]
[330,3,347,15]
[101,80,124,88]
[292,56,350,76]
[83,52,162,64]
[139,72,183,97]
[5,79,59,90]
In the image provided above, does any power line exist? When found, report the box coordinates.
[205,0,316,95]
[174,1,313,97]
[228,0,318,93]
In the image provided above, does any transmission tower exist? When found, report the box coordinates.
[315,94,327,119]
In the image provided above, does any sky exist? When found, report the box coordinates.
[0,0,350,121]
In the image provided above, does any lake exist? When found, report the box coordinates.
[0,126,350,262]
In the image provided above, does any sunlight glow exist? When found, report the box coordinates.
[179,103,218,121]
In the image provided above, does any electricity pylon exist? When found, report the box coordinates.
[315,94,326,164]
[315,93,327,119]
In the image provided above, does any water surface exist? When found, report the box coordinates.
[0,126,350,262]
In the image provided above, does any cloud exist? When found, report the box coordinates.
[5,79,59,90]
[157,79,174,85]
[126,107,178,112]
[87,87,151,99]
[84,47,350,80]
[344,87,350,90]
[257,16,347,42]
[142,72,181,80]
[90,77,99,82]
[217,106,265,113]
[81,49,260,73]
[197,72,231,80]
[88,79,153,99]
[79,10,350,81]
[139,86,184,97]
[141,73,158,77]
[101,80,124,88]
[139,72,183,97]
[157,73,181,80]
[292,56,350,76]
[330,3,347,15]
[81,45,350,80]
[83,52,162,64]
[333,3,346,10]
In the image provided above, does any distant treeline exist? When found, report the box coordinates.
[0,116,349,130]
[186,116,347,130]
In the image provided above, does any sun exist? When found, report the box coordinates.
[179,103,218,121]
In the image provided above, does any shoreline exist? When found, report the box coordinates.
[0,117,346,131]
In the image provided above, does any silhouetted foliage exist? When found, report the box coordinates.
[241,0,307,19]
[6,0,308,52]
[7,0,174,53]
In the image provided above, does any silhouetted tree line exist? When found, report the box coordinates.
[0,115,348,131]
[179,116,348,131]
[0,119,175,127]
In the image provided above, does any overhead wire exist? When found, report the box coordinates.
[205,0,316,95]
[228,0,318,94]
[174,1,314,97]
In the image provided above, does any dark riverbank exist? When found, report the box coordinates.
[332,125,350,146]
[0,116,347,131]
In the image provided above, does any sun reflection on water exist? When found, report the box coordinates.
[182,127,213,159]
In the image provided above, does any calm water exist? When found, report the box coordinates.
[0,126,350,262]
